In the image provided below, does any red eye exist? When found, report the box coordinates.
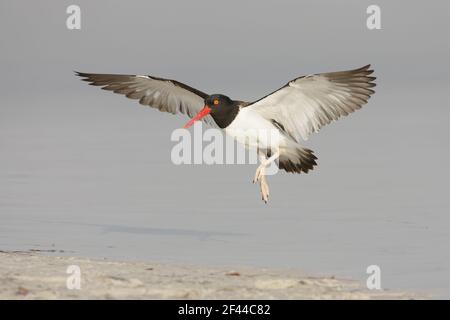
[213,99,219,105]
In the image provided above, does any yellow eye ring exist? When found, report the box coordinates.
[213,99,219,105]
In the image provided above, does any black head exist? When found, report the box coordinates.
[204,94,233,110]
[183,94,240,129]
[204,94,239,128]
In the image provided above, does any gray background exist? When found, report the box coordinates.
[1,1,449,297]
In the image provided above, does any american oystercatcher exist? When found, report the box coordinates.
[77,65,376,203]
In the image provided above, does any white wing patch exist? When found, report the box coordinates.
[247,65,376,142]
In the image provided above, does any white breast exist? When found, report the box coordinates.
[225,108,286,150]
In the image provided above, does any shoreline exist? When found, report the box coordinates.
[0,251,420,299]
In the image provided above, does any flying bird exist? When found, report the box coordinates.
[76,65,376,203]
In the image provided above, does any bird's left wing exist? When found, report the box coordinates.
[246,65,376,142]
[76,72,218,127]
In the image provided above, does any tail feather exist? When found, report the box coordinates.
[279,145,318,174]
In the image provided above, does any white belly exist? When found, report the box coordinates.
[225,108,285,150]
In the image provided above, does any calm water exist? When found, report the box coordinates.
[1,84,449,298]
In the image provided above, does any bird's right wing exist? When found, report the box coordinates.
[76,72,218,127]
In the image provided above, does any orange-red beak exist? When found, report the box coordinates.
[183,106,211,129]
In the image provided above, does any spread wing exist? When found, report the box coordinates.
[76,72,217,127]
[246,65,376,141]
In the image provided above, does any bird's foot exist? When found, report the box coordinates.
[253,158,270,203]
[259,175,269,203]
[253,164,265,183]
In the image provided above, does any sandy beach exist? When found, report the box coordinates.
[0,251,419,299]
